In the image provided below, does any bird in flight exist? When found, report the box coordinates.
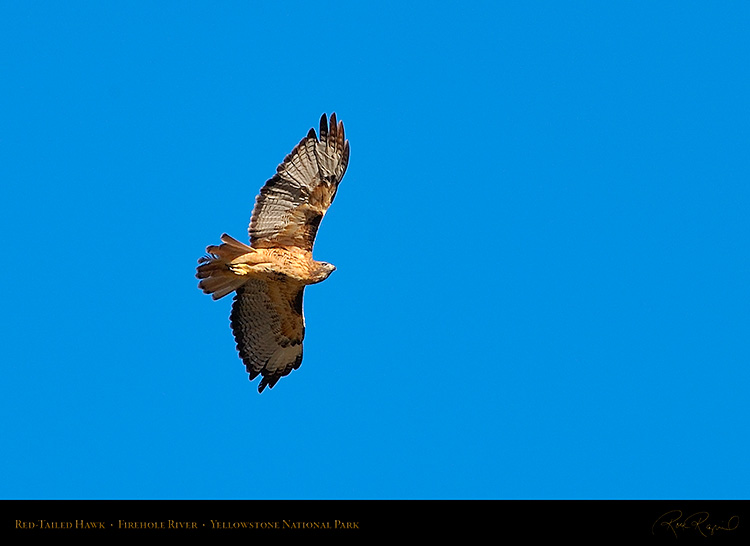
[196,113,350,392]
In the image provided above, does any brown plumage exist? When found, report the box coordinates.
[196,113,349,392]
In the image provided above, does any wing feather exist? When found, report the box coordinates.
[230,278,306,392]
[249,113,350,251]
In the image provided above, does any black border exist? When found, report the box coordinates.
[3,500,748,540]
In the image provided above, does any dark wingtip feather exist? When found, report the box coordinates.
[319,113,328,140]
[257,375,278,393]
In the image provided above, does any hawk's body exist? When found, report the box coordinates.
[196,114,349,392]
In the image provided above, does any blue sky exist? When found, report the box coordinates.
[1,2,748,499]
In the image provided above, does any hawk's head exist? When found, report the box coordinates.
[311,261,336,284]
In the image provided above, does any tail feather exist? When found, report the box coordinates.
[196,234,259,300]
[220,233,253,252]
[197,273,244,300]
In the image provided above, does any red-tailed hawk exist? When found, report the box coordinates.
[197,113,350,392]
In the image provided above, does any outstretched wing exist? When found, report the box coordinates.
[249,113,350,252]
[230,278,306,393]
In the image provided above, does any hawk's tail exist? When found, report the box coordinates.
[196,234,257,300]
